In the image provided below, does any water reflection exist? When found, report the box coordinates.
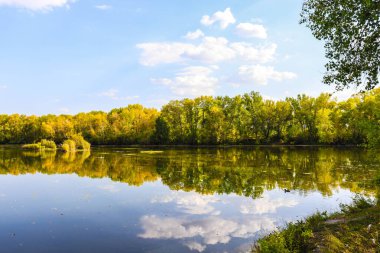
[151,192,221,215]
[0,146,378,253]
[1,146,378,197]
[139,215,276,250]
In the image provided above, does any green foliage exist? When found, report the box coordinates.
[69,134,91,150]
[158,89,380,146]
[340,196,375,214]
[62,139,76,153]
[153,117,169,144]
[40,139,57,150]
[254,198,380,253]
[254,216,319,253]
[2,146,379,197]
[106,104,159,144]
[61,135,90,152]
[300,0,380,91]
[305,211,328,229]
[0,89,380,146]
[22,139,57,150]
[253,233,290,253]
[22,143,42,150]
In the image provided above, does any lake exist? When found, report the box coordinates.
[0,146,378,253]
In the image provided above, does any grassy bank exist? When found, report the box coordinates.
[253,197,380,253]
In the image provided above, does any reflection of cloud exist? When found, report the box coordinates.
[234,242,254,253]
[152,192,220,215]
[183,241,206,252]
[98,184,120,193]
[139,215,275,247]
[241,197,298,215]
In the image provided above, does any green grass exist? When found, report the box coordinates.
[253,197,380,253]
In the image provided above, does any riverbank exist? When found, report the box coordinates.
[253,197,380,253]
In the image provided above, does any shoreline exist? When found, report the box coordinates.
[252,197,380,252]
[0,144,363,148]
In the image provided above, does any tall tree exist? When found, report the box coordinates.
[301,0,380,90]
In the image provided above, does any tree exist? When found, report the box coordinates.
[259,100,277,143]
[107,105,159,144]
[242,92,264,143]
[273,101,293,143]
[153,117,169,144]
[301,0,380,90]
[1,89,379,147]
[160,101,186,144]
[356,88,380,146]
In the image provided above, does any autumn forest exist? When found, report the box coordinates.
[1,88,379,147]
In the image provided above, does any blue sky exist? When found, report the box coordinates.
[0,0,354,115]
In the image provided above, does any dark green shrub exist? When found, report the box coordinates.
[254,232,290,253]
[253,213,327,253]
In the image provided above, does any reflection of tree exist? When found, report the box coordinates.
[0,148,159,186]
[156,148,379,198]
[0,147,378,198]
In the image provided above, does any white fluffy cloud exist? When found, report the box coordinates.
[137,8,296,97]
[137,37,276,66]
[231,43,277,63]
[238,65,297,85]
[185,29,204,40]
[184,37,235,63]
[0,0,73,11]
[236,23,267,39]
[152,66,218,97]
[136,42,192,66]
[201,8,236,29]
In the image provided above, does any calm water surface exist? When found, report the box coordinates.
[0,146,379,253]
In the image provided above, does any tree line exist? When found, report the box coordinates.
[0,88,379,146]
